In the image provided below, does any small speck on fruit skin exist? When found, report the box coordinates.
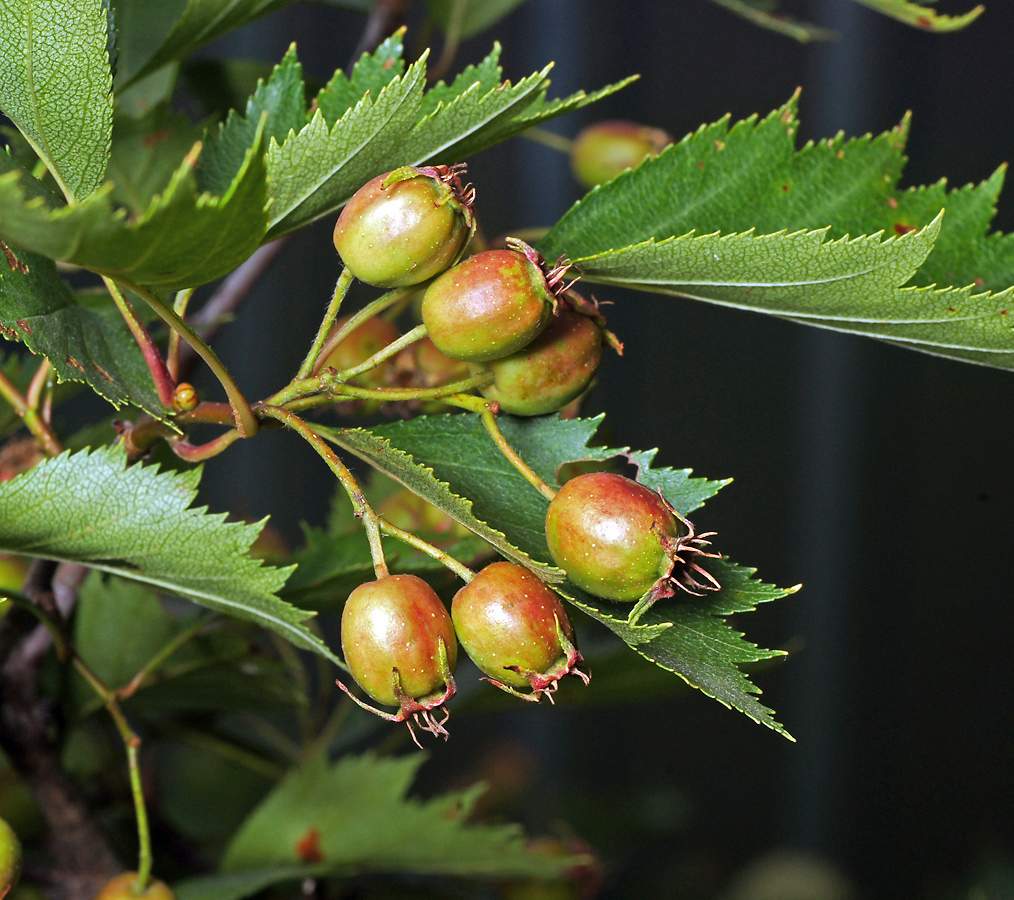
[341,574,457,707]
[451,561,576,690]
[545,472,678,601]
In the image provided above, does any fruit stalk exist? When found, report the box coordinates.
[378,516,476,582]
[296,267,355,379]
[0,367,63,457]
[259,406,389,576]
[335,322,427,383]
[310,287,415,376]
[166,288,195,382]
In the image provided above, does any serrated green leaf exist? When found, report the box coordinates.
[0,446,344,667]
[0,119,269,292]
[317,32,406,126]
[175,867,326,900]
[319,413,789,732]
[0,0,113,200]
[108,105,203,216]
[200,44,307,197]
[540,96,1014,370]
[850,0,982,30]
[264,41,629,238]
[0,245,165,416]
[425,0,531,40]
[110,0,187,88]
[120,0,300,88]
[219,753,584,879]
[180,58,276,122]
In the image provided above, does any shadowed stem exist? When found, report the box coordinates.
[167,288,195,382]
[103,278,177,409]
[297,267,355,379]
[73,656,152,891]
[449,395,558,501]
[522,127,575,154]
[338,322,427,381]
[122,280,259,438]
[0,367,63,457]
[311,287,414,376]
[258,406,389,577]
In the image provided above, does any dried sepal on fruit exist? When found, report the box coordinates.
[545,472,720,624]
[451,561,588,702]
[338,574,458,745]
[420,238,579,363]
[333,163,475,288]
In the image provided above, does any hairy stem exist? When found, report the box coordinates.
[270,368,492,410]
[167,288,196,382]
[450,395,558,501]
[336,322,427,382]
[310,287,413,376]
[103,277,177,409]
[123,280,259,438]
[259,406,389,577]
[297,267,355,379]
[0,367,63,457]
[378,517,476,582]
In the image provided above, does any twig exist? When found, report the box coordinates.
[349,0,410,70]
[296,267,354,379]
[0,366,64,457]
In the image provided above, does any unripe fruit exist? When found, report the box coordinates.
[421,239,575,362]
[0,816,21,896]
[545,473,720,623]
[452,562,587,701]
[333,164,474,288]
[378,487,471,544]
[93,873,176,900]
[392,336,471,413]
[469,307,603,416]
[571,120,673,188]
[339,574,457,743]
[173,382,198,412]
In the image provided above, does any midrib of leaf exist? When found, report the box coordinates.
[269,55,428,228]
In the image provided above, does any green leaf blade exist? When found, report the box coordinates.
[0,0,114,200]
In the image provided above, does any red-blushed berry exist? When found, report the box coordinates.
[333,164,474,288]
[468,292,621,416]
[571,120,673,189]
[319,315,401,388]
[451,561,588,702]
[545,472,720,624]
[93,873,175,900]
[420,239,577,362]
[338,574,457,744]
[0,817,20,898]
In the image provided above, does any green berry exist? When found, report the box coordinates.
[469,306,604,415]
[333,165,474,288]
[421,240,572,362]
[93,874,176,900]
[571,120,673,188]
[545,472,719,619]
[0,816,21,896]
[320,316,400,388]
[452,562,587,700]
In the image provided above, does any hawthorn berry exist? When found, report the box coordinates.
[571,120,673,188]
[93,873,176,900]
[378,487,471,544]
[420,239,576,362]
[545,472,720,621]
[468,301,608,416]
[339,574,457,743]
[333,164,474,288]
[0,816,20,897]
[452,561,587,701]
[319,315,400,387]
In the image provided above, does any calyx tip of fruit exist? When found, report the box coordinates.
[482,614,589,702]
[503,238,582,312]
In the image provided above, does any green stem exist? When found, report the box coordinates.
[450,395,558,501]
[72,656,152,890]
[378,518,475,583]
[168,288,196,382]
[103,278,177,409]
[269,369,492,410]
[259,406,389,577]
[521,127,575,154]
[25,357,51,410]
[297,267,354,379]
[123,280,259,438]
[0,367,63,457]
[310,288,413,376]
[0,589,69,658]
[117,614,217,700]
[334,323,427,382]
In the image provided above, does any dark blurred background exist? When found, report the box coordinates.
[189,2,1014,898]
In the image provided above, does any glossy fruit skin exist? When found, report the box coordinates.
[571,120,673,189]
[421,249,555,362]
[452,562,578,692]
[0,816,21,894]
[94,873,176,900]
[545,473,680,601]
[333,169,471,288]
[341,574,457,707]
[469,307,603,415]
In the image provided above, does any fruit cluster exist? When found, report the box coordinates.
[329,159,718,744]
